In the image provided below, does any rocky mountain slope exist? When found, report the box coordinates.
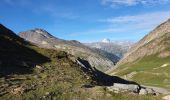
[117,19,170,65]
[19,29,115,72]
[0,24,95,99]
[0,24,162,100]
[110,19,170,91]
[85,39,134,58]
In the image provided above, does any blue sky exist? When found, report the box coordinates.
[1,0,170,42]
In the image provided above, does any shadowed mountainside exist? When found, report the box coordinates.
[0,24,50,76]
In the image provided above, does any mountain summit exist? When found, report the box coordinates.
[19,29,115,72]
[101,38,111,43]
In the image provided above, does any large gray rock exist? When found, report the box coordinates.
[107,83,140,93]
[113,83,140,93]
[107,83,165,96]
[139,87,156,95]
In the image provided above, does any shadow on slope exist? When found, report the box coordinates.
[78,58,138,86]
[0,24,50,76]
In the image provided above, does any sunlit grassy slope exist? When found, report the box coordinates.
[112,33,170,91]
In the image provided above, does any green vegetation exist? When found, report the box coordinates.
[0,45,94,99]
[0,24,163,99]
[113,33,170,91]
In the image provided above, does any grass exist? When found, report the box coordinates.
[113,54,170,90]
[0,24,164,100]
[0,45,94,99]
[112,32,170,91]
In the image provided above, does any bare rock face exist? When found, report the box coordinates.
[19,29,115,72]
[117,19,170,66]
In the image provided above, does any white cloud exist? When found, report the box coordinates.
[71,11,170,37]
[102,0,170,7]
[101,11,170,30]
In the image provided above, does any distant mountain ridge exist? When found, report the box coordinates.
[19,29,116,72]
[85,39,134,58]
[101,38,111,43]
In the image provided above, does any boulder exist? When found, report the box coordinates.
[113,83,140,93]
[139,87,157,95]
[145,88,155,95]
[139,88,147,95]
[107,83,140,93]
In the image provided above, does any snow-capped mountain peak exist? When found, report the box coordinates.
[101,38,111,43]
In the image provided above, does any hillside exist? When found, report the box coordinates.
[0,24,97,99]
[0,24,162,100]
[110,19,170,91]
[19,29,115,72]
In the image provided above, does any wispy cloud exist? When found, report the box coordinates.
[71,11,170,37]
[102,0,170,7]
[100,11,170,30]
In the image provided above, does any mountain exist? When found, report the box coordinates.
[19,29,115,72]
[0,24,157,100]
[0,24,96,99]
[101,38,111,43]
[93,48,120,65]
[85,40,134,58]
[110,19,170,91]
[0,24,122,99]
